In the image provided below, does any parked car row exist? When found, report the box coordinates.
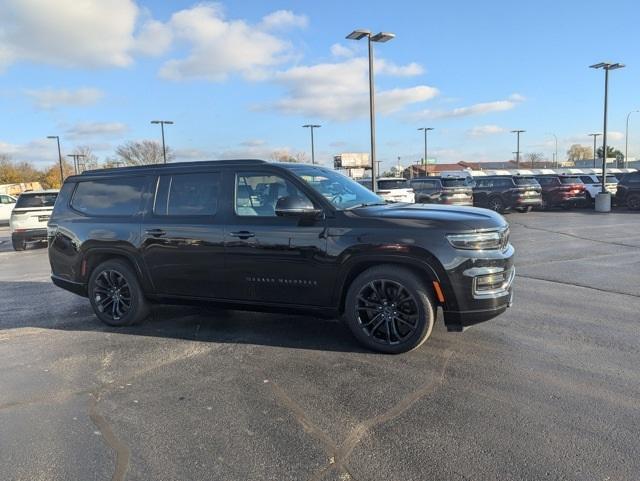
[356,169,640,213]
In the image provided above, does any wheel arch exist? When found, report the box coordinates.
[81,247,152,294]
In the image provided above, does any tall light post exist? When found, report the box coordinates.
[347,29,395,192]
[588,133,601,168]
[546,133,558,168]
[511,130,525,168]
[590,62,624,206]
[302,124,321,164]
[46,135,64,185]
[150,120,174,164]
[625,110,639,168]
[67,154,86,174]
[418,127,434,175]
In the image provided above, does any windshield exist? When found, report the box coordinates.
[514,177,540,186]
[441,178,467,187]
[377,179,408,190]
[15,192,58,208]
[597,175,619,184]
[292,167,384,210]
[560,177,583,185]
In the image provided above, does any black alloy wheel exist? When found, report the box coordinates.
[488,196,505,213]
[627,193,640,210]
[345,265,435,354]
[356,279,419,345]
[88,259,149,326]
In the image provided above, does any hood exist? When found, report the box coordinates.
[349,203,507,231]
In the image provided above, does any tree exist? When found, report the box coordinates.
[525,152,545,167]
[0,155,41,184]
[269,149,307,163]
[596,145,624,162]
[40,160,74,189]
[566,144,593,162]
[115,140,173,166]
[73,145,100,172]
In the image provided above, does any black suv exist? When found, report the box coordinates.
[48,160,514,353]
[615,171,640,210]
[410,177,473,206]
[472,175,542,213]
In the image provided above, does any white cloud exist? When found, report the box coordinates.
[377,60,424,77]
[133,19,173,56]
[608,131,624,142]
[468,125,507,137]
[0,138,66,165]
[24,87,104,109]
[410,94,524,120]
[260,10,308,30]
[265,57,437,121]
[0,0,139,69]
[158,4,297,82]
[65,122,128,139]
[330,43,356,58]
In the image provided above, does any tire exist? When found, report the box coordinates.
[88,259,150,327]
[344,265,436,354]
[487,196,505,213]
[12,237,26,251]
[627,193,640,210]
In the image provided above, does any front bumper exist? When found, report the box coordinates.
[442,245,515,332]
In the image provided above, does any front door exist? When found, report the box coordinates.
[141,171,226,299]
[224,170,331,307]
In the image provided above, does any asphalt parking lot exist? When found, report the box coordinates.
[1,210,639,481]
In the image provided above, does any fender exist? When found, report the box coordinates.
[80,243,154,294]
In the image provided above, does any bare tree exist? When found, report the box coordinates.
[525,152,545,167]
[73,145,100,172]
[115,140,174,166]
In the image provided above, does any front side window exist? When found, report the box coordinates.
[72,177,145,216]
[1,195,13,204]
[235,172,311,217]
[154,172,220,216]
[290,166,384,210]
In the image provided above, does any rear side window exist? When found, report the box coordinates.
[16,192,58,208]
[154,172,220,216]
[536,177,558,186]
[580,176,594,184]
[72,177,145,216]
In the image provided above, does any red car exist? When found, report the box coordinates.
[534,175,586,209]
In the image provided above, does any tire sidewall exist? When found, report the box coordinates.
[488,196,504,213]
[88,260,148,327]
[628,193,640,210]
[345,266,435,354]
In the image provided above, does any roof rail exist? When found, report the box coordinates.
[82,159,267,175]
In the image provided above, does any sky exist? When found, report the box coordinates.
[1,0,639,172]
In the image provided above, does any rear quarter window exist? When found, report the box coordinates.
[71,177,146,216]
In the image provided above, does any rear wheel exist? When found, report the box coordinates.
[344,265,435,354]
[12,237,26,251]
[627,193,640,210]
[487,196,505,213]
[88,259,149,327]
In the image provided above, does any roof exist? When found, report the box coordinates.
[18,189,59,194]
[81,159,267,177]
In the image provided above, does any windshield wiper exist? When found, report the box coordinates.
[345,202,387,210]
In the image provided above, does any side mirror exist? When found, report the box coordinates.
[275,195,322,218]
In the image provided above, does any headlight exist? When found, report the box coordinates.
[447,228,509,250]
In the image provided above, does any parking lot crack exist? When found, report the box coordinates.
[516,274,640,298]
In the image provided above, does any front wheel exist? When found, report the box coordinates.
[487,196,505,213]
[627,193,640,210]
[12,237,26,251]
[344,265,435,354]
[88,259,150,327]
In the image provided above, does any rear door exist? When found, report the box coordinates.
[472,178,491,206]
[224,168,331,306]
[140,170,227,299]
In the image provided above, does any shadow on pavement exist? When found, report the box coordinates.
[0,280,373,354]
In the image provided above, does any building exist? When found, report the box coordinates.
[333,152,370,179]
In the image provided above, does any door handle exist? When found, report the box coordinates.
[145,228,166,237]
[229,231,255,239]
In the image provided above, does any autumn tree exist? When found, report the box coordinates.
[566,144,593,162]
[0,155,41,184]
[115,140,174,166]
[40,160,75,189]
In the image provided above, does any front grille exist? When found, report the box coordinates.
[500,227,510,251]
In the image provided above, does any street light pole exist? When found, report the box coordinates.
[347,29,395,192]
[151,120,174,164]
[46,135,64,185]
[302,124,321,164]
[588,133,601,169]
[625,110,639,168]
[418,127,434,175]
[511,130,525,168]
[546,133,558,168]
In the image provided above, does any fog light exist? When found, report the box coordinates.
[476,273,505,291]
